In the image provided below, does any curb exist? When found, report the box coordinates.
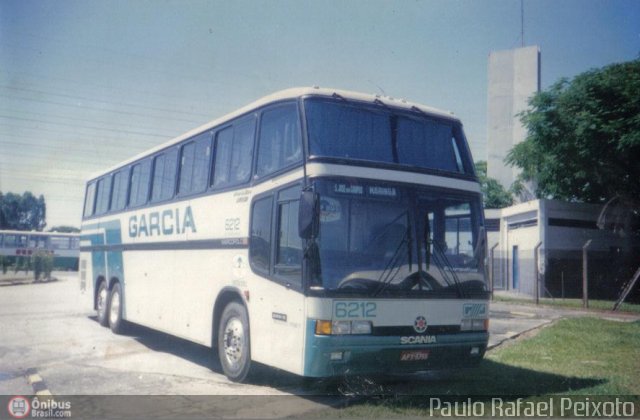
[26,369,52,397]
[0,278,58,287]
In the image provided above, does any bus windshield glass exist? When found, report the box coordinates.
[311,179,487,298]
[304,98,471,174]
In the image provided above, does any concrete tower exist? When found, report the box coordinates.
[487,45,540,200]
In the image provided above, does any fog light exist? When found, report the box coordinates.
[330,351,343,361]
[470,347,480,355]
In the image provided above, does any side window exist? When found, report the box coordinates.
[179,132,212,196]
[212,117,256,189]
[83,181,97,218]
[129,159,152,207]
[151,149,178,202]
[256,104,302,178]
[95,176,112,215]
[110,168,129,211]
[275,186,302,285]
[250,196,273,274]
[51,236,71,250]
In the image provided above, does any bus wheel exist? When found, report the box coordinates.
[108,282,125,334]
[96,282,109,327]
[218,302,252,382]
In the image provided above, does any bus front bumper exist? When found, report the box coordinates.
[303,321,489,378]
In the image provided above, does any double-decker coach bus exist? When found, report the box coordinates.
[0,230,80,270]
[80,87,489,382]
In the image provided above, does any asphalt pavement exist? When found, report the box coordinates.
[1,273,637,418]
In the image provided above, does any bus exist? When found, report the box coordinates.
[80,87,489,382]
[0,229,80,270]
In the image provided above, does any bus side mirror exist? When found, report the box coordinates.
[299,191,319,240]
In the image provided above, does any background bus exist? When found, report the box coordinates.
[0,229,80,271]
[81,87,489,382]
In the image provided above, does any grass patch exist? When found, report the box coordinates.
[494,295,640,314]
[309,317,640,418]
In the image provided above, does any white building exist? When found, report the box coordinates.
[485,200,634,299]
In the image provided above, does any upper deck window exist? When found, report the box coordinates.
[212,116,256,189]
[256,104,303,177]
[83,182,97,218]
[178,132,211,196]
[110,168,129,211]
[304,99,472,175]
[129,159,152,207]
[151,149,178,203]
[95,176,112,215]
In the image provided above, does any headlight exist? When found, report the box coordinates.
[351,320,372,334]
[331,321,351,335]
[461,319,488,331]
[314,320,373,335]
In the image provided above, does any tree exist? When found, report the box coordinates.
[475,161,513,209]
[506,59,640,206]
[0,192,47,231]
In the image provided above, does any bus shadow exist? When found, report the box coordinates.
[312,360,607,408]
[89,316,308,387]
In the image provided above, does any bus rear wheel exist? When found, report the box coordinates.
[108,282,126,334]
[96,281,109,327]
[218,302,252,382]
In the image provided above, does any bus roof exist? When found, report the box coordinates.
[88,87,460,181]
[0,229,79,237]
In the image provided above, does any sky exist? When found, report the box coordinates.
[0,0,638,228]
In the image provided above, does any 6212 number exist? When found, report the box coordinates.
[334,301,377,318]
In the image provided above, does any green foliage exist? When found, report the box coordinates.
[0,191,47,231]
[507,59,640,204]
[32,250,54,281]
[475,161,513,208]
[13,256,30,274]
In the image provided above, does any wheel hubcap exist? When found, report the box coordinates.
[109,290,120,325]
[97,287,107,319]
[223,318,245,369]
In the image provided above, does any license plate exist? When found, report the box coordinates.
[400,350,430,362]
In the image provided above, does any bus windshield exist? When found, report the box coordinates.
[311,179,487,298]
[304,98,472,175]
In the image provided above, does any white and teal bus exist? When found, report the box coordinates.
[80,87,489,382]
[0,230,79,270]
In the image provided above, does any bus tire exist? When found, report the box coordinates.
[218,302,252,382]
[96,281,109,327]
[108,282,126,334]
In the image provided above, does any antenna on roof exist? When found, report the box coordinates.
[521,0,525,47]
[369,80,386,97]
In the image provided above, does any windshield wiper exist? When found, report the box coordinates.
[372,214,412,297]
[430,239,465,298]
[421,210,464,298]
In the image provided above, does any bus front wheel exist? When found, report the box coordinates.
[218,302,252,382]
[96,281,109,327]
